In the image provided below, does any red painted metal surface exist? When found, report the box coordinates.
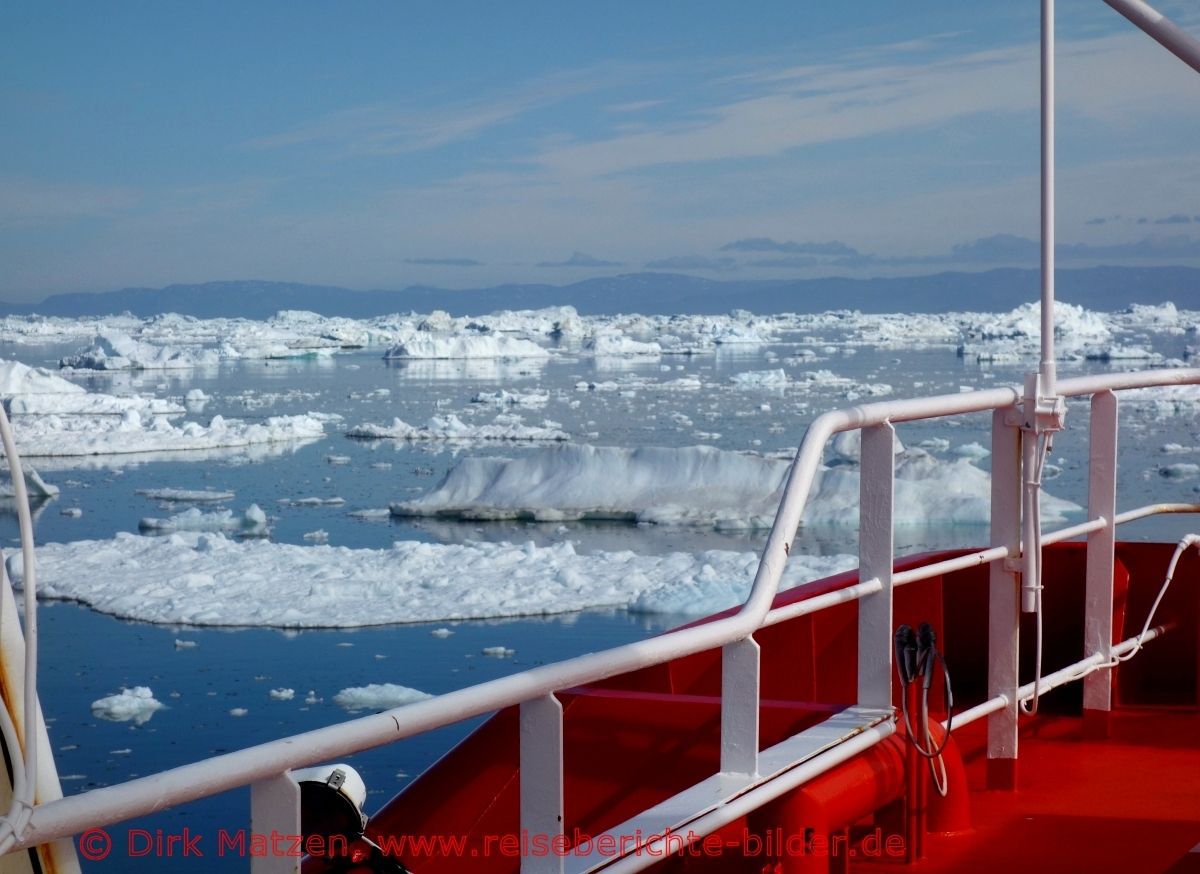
[330,541,1199,873]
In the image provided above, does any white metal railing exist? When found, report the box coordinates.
[0,366,1195,874]
[5,1,1198,868]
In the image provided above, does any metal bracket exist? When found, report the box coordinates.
[1020,372,1066,434]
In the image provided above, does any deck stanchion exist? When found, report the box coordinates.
[858,423,896,709]
[250,772,301,874]
[721,636,761,776]
[520,694,565,874]
[1084,390,1119,738]
[987,407,1022,789]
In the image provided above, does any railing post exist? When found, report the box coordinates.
[858,423,895,708]
[987,407,1022,789]
[721,636,761,776]
[520,694,564,874]
[1084,390,1118,738]
[250,771,301,874]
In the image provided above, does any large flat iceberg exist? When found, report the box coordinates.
[9,533,857,626]
[392,443,1079,529]
[7,411,324,457]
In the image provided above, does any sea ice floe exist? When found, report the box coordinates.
[333,684,433,711]
[90,686,164,725]
[136,488,236,502]
[269,688,295,701]
[12,532,862,626]
[470,389,550,409]
[1120,384,1200,418]
[6,411,324,457]
[729,369,791,389]
[1159,463,1199,480]
[139,504,268,536]
[346,414,568,444]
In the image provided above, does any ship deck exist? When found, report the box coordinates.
[874,709,1200,874]
[353,540,1200,874]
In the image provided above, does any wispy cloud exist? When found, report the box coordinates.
[0,177,142,228]
[404,257,482,267]
[834,232,1200,268]
[516,27,1200,182]
[242,66,618,158]
[644,255,737,272]
[721,237,859,256]
[537,251,623,268]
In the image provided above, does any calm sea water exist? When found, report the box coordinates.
[2,326,1197,870]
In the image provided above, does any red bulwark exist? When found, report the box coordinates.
[334,541,1200,874]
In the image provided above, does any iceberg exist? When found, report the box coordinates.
[333,684,433,711]
[90,686,164,725]
[5,411,324,457]
[383,333,549,360]
[139,504,268,535]
[60,332,220,370]
[392,443,1078,530]
[346,414,568,444]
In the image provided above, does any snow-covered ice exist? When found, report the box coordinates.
[333,684,433,711]
[139,504,267,536]
[11,532,862,626]
[392,443,1075,530]
[7,412,324,457]
[136,488,236,503]
[90,687,164,725]
[383,334,549,360]
[346,414,568,444]
[0,467,60,498]
[61,333,219,371]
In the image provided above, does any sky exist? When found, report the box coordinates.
[3,0,1200,301]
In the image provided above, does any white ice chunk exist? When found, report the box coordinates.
[584,332,662,357]
[333,684,433,711]
[61,333,219,370]
[139,503,267,535]
[136,488,236,502]
[383,334,548,360]
[90,687,164,725]
[347,415,568,444]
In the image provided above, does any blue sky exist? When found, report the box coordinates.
[3,0,1200,300]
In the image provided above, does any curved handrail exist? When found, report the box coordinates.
[12,366,1200,849]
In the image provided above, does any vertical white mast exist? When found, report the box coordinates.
[1040,0,1055,393]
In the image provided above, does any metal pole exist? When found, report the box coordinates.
[1103,0,1200,75]
[1041,0,1056,394]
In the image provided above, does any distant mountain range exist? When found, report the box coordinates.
[2,266,1197,320]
